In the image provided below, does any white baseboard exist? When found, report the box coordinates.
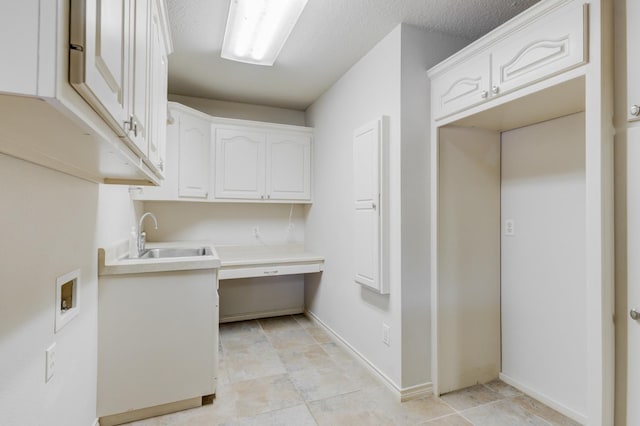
[499,373,587,425]
[220,307,304,323]
[399,382,433,402]
[305,310,432,402]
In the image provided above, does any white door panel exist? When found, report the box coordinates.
[627,126,640,425]
[353,118,387,294]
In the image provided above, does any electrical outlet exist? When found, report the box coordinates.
[45,343,56,382]
[505,219,515,236]
[382,324,390,346]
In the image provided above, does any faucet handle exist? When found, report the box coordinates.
[138,231,147,253]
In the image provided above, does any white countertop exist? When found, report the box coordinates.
[214,244,324,280]
[215,244,324,267]
[99,240,221,276]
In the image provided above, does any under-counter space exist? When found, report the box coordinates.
[215,244,324,280]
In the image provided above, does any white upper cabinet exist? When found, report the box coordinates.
[147,0,169,172]
[431,53,491,120]
[128,0,151,154]
[0,0,172,185]
[179,113,211,199]
[0,1,39,95]
[490,0,587,96]
[132,103,314,204]
[628,0,640,122]
[266,134,312,201]
[431,0,588,120]
[70,0,129,137]
[215,129,266,200]
[70,0,172,176]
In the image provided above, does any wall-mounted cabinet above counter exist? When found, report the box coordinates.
[132,102,314,204]
[430,0,587,121]
[0,0,172,185]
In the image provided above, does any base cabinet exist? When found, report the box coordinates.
[98,269,218,423]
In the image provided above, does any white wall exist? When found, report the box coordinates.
[399,26,469,388]
[168,94,306,126]
[304,24,467,390]
[0,155,138,426]
[501,113,587,418]
[437,127,501,393]
[305,24,404,386]
[142,201,306,321]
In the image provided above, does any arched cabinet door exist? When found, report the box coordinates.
[431,53,491,120]
[214,129,266,200]
[266,134,311,201]
[178,114,210,199]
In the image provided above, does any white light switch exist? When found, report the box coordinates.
[45,343,56,382]
[505,219,515,236]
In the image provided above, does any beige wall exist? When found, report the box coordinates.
[168,94,306,126]
[0,154,138,425]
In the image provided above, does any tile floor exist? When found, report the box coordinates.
[124,314,581,426]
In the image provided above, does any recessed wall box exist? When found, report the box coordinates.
[55,269,80,332]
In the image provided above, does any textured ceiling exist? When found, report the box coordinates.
[167,0,540,110]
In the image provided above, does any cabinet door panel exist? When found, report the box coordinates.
[147,1,167,173]
[0,0,39,95]
[215,129,266,200]
[178,115,210,198]
[266,134,311,201]
[128,0,150,154]
[353,119,387,294]
[431,54,491,120]
[491,0,587,96]
[70,0,129,136]
[628,0,640,122]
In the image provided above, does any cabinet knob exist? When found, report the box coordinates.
[632,309,640,321]
[261,195,264,200]
[480,90,489,99]
[631,105,640,117]
[267,194,271,199]
[491,86,500,95]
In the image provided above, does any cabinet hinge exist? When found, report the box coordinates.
[70,44,84,52]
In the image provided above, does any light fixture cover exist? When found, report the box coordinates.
[221,0,309,66]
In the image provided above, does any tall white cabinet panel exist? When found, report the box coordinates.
[178,114,210,198]
[353,119,387,294]
[70,0,129,136]
[215,129,266,200]
[627,0,640,122]
[147,1,168,172]
[267,134,311,201]
[0,0,39,95]
[490,0,587,97]
[627,126,640,426]
[128,0,150,154]
[431,54,491,120]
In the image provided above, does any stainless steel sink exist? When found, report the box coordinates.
[138,247,212,259]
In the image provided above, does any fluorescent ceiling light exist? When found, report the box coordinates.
[222,0,309,66]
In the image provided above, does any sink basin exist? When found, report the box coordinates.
[138,247,212,259]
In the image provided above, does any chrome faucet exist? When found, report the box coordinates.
[138,212,158,254]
